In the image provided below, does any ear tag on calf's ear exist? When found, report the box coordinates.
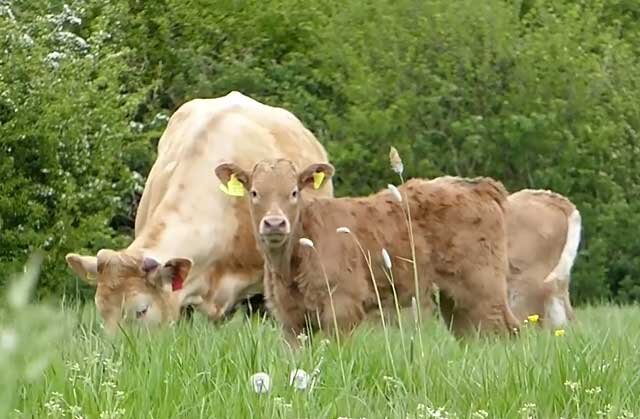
[219,173,245,197]
[312,171,325,190]
[86,272,96,281]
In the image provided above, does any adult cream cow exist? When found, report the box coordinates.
[65,91,333,333]
[506,189,581,328]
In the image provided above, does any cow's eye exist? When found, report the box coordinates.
[291,189,298,198]
[135,305,149,319]
[250,190,258,199]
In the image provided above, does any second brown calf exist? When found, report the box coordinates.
[215,159,520,343]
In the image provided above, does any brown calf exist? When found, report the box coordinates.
[215,159,520,343]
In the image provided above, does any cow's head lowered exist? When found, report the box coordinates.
[214,159,334,251]
[65,249,193,333]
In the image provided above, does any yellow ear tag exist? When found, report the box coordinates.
[219,174,245,197]
[312,171,325,190]
[86,272,96,281]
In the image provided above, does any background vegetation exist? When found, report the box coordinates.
[1,0,639,303]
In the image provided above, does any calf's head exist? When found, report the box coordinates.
[65,249,192,333]
[215,159,333,250]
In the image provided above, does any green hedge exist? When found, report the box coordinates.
[1,0,639,303]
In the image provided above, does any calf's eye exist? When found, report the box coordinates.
[250,190,258,198]
[291,189,298,198]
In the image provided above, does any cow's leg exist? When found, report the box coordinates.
[441,268,519,338]
[438,291,456,331]
[201,271,262,321]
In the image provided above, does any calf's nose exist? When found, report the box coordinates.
[260,215,289,235]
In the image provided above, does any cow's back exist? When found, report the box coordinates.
[136,92,331,235]
[302,176,510,310]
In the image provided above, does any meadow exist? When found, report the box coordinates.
[3,265,639,419]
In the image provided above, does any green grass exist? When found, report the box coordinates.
[5,303,640,419]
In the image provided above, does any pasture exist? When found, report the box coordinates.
[4,281,639,418]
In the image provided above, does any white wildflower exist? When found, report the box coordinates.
[336,226,351,234]
[44,392,65,416]
[69,405,84,419]
[296,332,308,345]
[387,184,402,203]
[44,51,66,69]
[0,4,15,21]
[56,31,89,53]
[299,238,314,248]
[381,248,392,270]
[250,372,271,393]
[472,410,489,419]
[618,410,635,419]
[129,121,144,132]
[585,386,602,395]
[20,33,34,47]
[152,112,170,126]
[289,368,309,390]
[564,380,580,392]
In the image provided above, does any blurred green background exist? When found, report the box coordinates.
[1,0,639,304]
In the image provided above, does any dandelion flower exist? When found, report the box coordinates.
[389,146,404,175]
[554,329,566,337]
[382,248,392,270]
[336,227,351,234]
[250,372,271,393]
[299,238,314,248]
[527,314,539,324]
[289,368,310,390]
[388,184,402,203]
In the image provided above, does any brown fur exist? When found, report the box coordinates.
[217,159,520,343]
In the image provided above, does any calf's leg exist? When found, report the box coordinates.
[319,292,365,340]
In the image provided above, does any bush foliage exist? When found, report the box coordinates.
[1,0,638,303]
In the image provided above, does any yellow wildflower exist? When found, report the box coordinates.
[554,329,566,337]
[527,314,539,324]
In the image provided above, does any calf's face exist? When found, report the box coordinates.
[215,159,333,249]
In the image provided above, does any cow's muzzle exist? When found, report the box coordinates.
[259,215,290,245]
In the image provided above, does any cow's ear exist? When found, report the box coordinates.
[65,253,98,286]
[298,163,334,191]
[214,162,250,190]
[143,256,192,292]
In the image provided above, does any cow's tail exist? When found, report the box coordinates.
[543,208,581,326]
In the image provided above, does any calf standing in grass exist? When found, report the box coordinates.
[215,159,520,342]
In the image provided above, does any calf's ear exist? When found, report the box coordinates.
[214,162,250,189]
[298,163,334,191]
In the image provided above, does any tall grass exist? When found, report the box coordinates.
[5,303,639,419]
